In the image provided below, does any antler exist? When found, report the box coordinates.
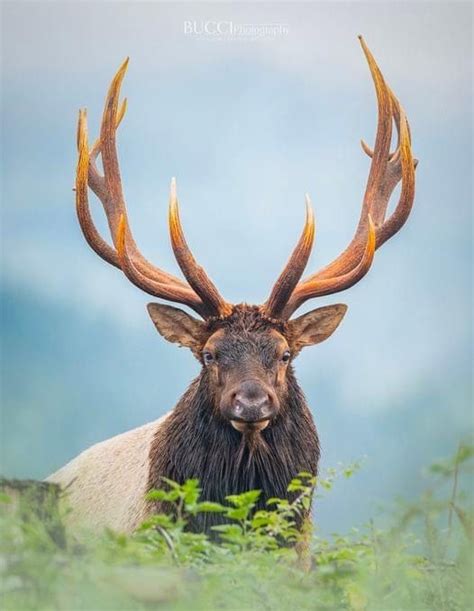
[262,36,417,320]
[75,59,232,319]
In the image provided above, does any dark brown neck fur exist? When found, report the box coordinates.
[147,361,319,533]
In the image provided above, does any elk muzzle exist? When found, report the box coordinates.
[221,379,279,433]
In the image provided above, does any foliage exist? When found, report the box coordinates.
[0,447,472,610]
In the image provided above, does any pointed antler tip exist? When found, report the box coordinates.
[112,57,130,87]
[170,177,177,200]
[358,35,375,63]
[304,195,314,221]
[360,139,374,158]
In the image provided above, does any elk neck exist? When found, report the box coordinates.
[147,369,320,533]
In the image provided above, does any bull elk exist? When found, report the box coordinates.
[47,37,416,537]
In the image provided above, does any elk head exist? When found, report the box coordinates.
[75,37,416,435]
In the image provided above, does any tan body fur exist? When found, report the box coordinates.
[46,413,169,533]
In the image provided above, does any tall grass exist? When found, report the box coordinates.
[1,444,472,610]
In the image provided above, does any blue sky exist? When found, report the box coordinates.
[1,2,472,533]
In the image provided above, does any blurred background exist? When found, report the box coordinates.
[1,2,472,534]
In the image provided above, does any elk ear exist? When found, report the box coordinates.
[147,303,207,358]
[288,304,347,353]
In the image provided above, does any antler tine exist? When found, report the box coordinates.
[361,85,414,166]
[115,215,209,317]
[98,57,130,238]
[76,109,120,268]
[357,35,394,229]
[327,36,416,259]
[266,36,417,320]
[75,59,231,319]
[88,58,189,287]
[282,216,376,316]
[375,102,416,248]
[262,196,315,318]
[169,179,233,318]
[87,97,127,201]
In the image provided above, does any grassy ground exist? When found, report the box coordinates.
[1,445,472,611]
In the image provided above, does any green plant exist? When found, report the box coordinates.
[1,447,472,611]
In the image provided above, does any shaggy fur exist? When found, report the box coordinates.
[46,305,331,536]
[147,305,320,532]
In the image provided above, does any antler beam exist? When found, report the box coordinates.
[75,38,416,325]
[75,59,231,319]
[263,36,417,320]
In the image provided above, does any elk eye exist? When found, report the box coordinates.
[203,351,215,365]
[281,350,291,363]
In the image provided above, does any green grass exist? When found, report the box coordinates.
[1,445,472,611]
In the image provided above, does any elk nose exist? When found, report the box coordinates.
[231,380,273,423]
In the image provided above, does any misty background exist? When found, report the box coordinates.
[1,2,472,533]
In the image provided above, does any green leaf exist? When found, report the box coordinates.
[182,479,201,506]
[226,507,249,521]
[287,482,305,492]
[429,462,452,476]
[266,497,283,506]
[225,489,261,507]
[146,489,171,502]
[160,477,182,490]
[297,471,314,479]
[139,513,175,530]
[194,502,227,513]
[251,513,273,529]
[456,444,474,465]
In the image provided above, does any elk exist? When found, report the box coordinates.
[47,37,416,537]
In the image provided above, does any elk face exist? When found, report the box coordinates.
[147,303,347,434]
[202,325,287,433]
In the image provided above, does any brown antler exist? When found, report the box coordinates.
[263,36,417,320]
[264,196,316,317]
[75,59,232,319]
